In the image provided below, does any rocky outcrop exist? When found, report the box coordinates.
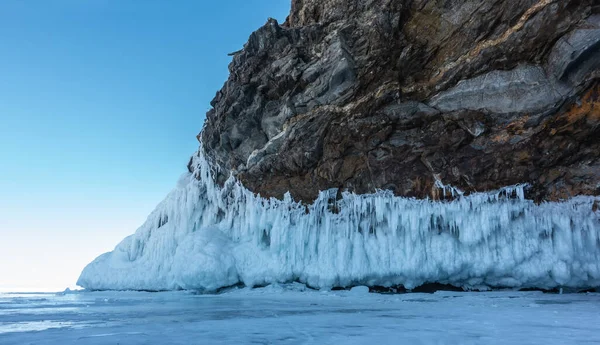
[200,0,600,203]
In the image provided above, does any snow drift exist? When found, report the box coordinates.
[78,149,600,291]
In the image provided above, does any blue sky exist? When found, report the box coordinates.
[0,0,290,291]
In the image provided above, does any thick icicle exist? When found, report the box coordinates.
[78,148,600,291]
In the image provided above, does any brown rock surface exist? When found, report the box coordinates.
[199,0,600,203]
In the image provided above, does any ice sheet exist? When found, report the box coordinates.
[2,288,600,345]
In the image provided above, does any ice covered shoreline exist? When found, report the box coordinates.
[78,149,600,292]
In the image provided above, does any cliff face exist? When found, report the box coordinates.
[78,1,600,292]
[200,0,600,203]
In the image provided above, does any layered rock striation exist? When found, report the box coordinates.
[200,0,600,203]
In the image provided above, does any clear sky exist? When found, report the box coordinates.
[0,0,290,292]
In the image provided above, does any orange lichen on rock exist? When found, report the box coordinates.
[563,85,600,123]
[491,115,530,144]
[506,115,530,134]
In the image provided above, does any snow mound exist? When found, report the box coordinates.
[78,149,600,291]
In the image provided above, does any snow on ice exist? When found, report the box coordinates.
[78,148,600,292]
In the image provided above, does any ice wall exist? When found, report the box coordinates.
[78,149,600,291]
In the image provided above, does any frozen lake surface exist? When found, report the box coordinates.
[1,286,600,344]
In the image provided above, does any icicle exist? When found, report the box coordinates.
[78,146,600,292]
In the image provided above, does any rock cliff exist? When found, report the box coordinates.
[199,0,600,203]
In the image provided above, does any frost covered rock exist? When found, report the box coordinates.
[78,152,600,292]
[79,1,600,293]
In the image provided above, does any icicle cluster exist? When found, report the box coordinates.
[78,149,600,291]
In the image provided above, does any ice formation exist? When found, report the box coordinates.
[78,149,600,292]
